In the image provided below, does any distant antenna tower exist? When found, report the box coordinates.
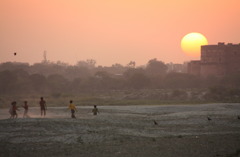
[43,50,47,63]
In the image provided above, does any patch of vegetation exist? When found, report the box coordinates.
[1,61,240,108]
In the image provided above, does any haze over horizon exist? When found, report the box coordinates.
[1,0,240,66]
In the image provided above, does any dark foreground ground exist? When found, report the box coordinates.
[0,103,240,157]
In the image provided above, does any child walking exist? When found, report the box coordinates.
[39,97,47,117]
[11,101,19,119]
[22,101,29,118]
[92,105,99,115]
[68,100,77,118]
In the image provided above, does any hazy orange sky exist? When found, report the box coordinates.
[1,0,240,66]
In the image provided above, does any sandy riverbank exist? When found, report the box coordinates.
[0,103,240,157]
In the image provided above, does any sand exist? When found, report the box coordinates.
[0,103,240,157]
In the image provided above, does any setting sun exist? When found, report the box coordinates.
[181,32,208,57]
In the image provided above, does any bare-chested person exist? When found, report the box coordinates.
[39,97,47,117]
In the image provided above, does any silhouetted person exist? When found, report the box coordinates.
[238,116,240,120]
[92,105,99,115]
[22,101,29,118]
[11,101,18,119]
[68,100,77,118]
[39,97,47,117]
[9,102,14,119]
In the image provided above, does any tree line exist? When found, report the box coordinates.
[0,59,240,102]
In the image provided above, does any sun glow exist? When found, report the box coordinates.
[181,32,208,57]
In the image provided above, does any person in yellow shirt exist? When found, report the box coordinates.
[68,100,77,118]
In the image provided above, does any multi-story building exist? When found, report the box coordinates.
[167,62,188,73]
[188,42,240,77]
[187,60,201,76]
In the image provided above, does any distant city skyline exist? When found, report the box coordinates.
[1,0,240,66]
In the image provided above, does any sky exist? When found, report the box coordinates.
[0,0,240,66]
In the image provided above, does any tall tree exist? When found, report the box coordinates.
[146,58,167,77]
